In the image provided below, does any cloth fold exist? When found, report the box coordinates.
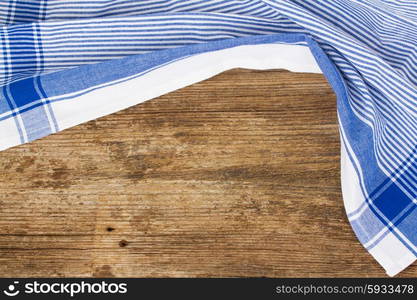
[1,0,417,276]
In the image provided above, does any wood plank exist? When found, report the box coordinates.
[0,69,414,277]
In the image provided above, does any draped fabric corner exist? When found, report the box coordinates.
[1,0,417,276]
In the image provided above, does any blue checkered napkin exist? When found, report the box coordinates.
[1,0,417,276]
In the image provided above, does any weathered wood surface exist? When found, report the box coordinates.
[0,69,415,277]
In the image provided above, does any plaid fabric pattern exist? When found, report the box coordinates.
[1,0,417,276]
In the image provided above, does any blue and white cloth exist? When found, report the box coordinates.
[1,0,417,276]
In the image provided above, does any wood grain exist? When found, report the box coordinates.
[0,69,415,277]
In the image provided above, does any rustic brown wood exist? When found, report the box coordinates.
[0,69,415,278]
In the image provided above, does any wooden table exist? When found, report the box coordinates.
[0,69,415,277]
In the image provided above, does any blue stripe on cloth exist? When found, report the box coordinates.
[7,21,53,141]
[8,77,53,141]
[2,85,25,143]
[1,0,417,275]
